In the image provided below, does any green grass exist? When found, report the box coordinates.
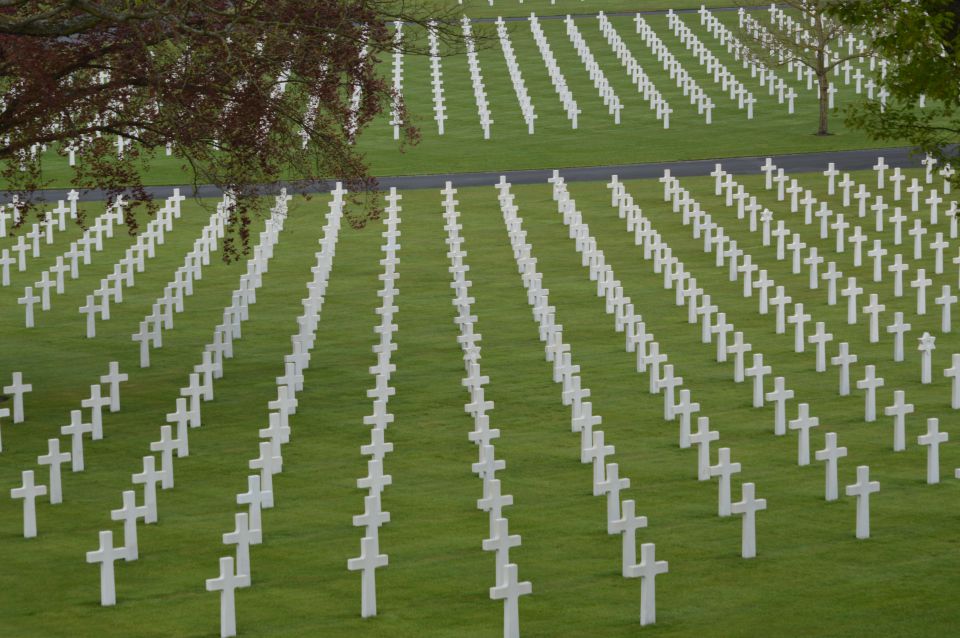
[22,11,897,191]
[2,164,959,636]
[453,0,747,20]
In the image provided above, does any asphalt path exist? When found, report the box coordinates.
[16,146,928,204]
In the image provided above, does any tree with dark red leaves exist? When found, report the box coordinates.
[0,1,453,259]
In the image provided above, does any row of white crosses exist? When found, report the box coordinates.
[462,17,494,139]
[495,17,538,135]
[749,159,955,373]
[131,189,290,368]
[555,171,771,558]
[390,22,405,140]
[529,14,580,129]
[497,174,668,627]
[0,198,69,272]
[611,171,883,537]
[700,8,798,114]
[674,165,953,486]
[821,158,955,243]
[597,13,671,126]
[81,190,294,613]
[633,16,705,127]
[766,158,959,346]
[79,191,187,338]
[14,197,120,325]
[667,11,757,119]
[809,162,957,338]
[131,195,229,366]
[441,182,532,637]
[347,187,400,620]
[8,363,123,543]
[793,161,960,408]
[663,169,863,426]
[565,15,624,124]
[427,22,447,135]
[0,371,33,450]
[207,186,344,638]
[0,197,23,238]
[709,165,920,416]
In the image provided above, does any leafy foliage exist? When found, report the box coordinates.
[829,0,960,175]
[0,1,455,259]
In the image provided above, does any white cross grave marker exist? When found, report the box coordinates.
[788,403,819,466]
[625,543,668,626]
[884,390,915,452]
[99,362,128,412]
[856,365,885,422]
[815,432,848,501]
[131,456,162,523]
[918,417,948,484]
[731,482,766,559]
[710,447,742,516]
[37,438,70,504]
[223,512,261,580]
[690,416,719,481]
[4,372,32,423]
[845,465,880,539]
[610,499,648,576]
[489,562,532,638]
[110,490,147,560]
[86,530,126,606]
[206,555,250,637]
[10,469,46,538]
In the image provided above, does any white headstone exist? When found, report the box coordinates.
[609,498,648,576]
[10,469,46,538]
[845,465,880,539]
[3,372,32,423]
[730,482,766,559]
[625,542,668,626]
[918,417,948,484]
[709,447,742,516]
[489,562,532,638]
[788,403,819,466]
[86,530,126,606]
[205,555,250,637]
[814,432,847,501]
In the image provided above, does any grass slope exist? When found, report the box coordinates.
[1,164,958,636]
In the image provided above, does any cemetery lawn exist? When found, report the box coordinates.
[2,167,959,636]
[19,12,900,191]
[454,0,751,20]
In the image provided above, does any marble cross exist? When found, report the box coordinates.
[625,543,668,626]
[815,432,847,501]
[845,465,880,540]
[731,482,766,559]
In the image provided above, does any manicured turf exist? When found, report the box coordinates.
[455,0,746,20]
[21,9,895,190]
[2,163,959,636]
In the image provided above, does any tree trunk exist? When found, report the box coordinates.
[817,70,829,135]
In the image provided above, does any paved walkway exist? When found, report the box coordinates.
[20,146,925,203]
